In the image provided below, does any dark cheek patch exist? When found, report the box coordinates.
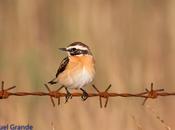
[70,50,88,56]
[81,50,88,54]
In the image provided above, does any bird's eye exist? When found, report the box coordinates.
[71,48,76,51]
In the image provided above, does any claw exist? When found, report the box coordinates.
[65,88,72,103]
[80,88,89,101]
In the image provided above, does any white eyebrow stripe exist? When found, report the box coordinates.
[67,45,88,50]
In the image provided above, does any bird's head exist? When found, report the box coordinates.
[59,42,92,56]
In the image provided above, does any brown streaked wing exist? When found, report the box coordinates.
[56,57,69,77]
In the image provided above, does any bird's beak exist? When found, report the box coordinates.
[59,48,67,51]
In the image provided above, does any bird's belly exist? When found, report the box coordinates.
[69,68,93,89]
[59,67,94,89]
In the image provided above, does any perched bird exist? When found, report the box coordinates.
[48,42,95,102]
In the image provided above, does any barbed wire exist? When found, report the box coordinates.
[0,81,175,108]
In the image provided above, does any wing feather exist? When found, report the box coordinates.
[48,57,69,84]
[56,57,69,77]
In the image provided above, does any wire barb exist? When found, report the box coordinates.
[142,83,165,105]
[104,84,112,108]
[0,81,16,99]
[44,84,56,107]
[92,84,112,108]
[92,84,103,108]
[56,85,64,106]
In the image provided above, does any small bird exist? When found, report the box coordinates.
[48,42,95,102]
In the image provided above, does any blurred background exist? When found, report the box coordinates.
[0,0,175,129]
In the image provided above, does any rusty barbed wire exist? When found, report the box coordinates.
[0,81,175,108]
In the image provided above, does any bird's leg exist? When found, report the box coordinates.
[56,85,64,92]
[80,88,89,101]
[65,87,72,103]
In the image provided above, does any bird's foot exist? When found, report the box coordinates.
[80,88,89,101]
[65,91,72,103]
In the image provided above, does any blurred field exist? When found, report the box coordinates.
[0,0,175,130]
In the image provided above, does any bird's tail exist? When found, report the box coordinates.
[48,78,58,85]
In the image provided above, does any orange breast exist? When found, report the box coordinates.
[58,55,95,87]
[69,55,95,69]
